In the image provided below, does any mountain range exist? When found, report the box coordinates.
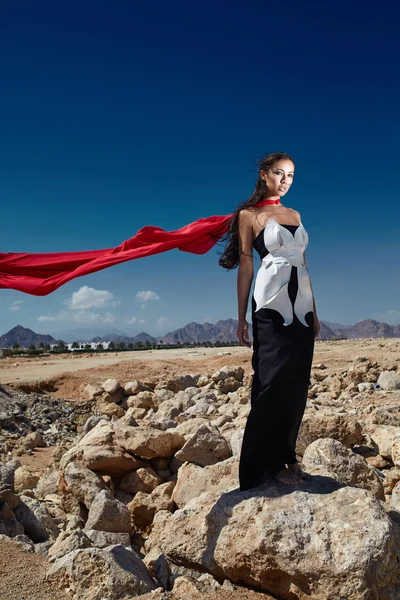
[0,325,60,349]
[0,318,399,349]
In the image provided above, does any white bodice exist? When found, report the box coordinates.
[253,217,314,327]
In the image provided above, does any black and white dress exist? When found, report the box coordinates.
[239,217,315,491]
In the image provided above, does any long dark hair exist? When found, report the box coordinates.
[218,152,295,270]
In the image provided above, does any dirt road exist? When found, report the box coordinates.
[0,346,248,385]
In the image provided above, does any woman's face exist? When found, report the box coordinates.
[261,159,295,197]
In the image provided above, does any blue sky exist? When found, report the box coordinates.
[1,0,399,338]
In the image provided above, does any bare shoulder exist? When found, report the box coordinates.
[238,207,254,217]
[288,208,301,221]
[237,208,254,225]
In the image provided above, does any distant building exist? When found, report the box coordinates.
[66,341,111,351]
[0,349,13,358]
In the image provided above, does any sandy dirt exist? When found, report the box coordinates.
[0,347,248,386]
[0,538,71,600]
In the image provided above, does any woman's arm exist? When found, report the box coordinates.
[237,209,254,347]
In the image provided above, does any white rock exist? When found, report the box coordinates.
[115,424,185,459]
[84,489,132,534]
[378,371,400,390]
[302,438,384,500]
[371,425,400,460]
[172,457,238,508]
[174,425,231,467]
[102,378,121,394]
[358,382,375,392]
[46,545,156,598]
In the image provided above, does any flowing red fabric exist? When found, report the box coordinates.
[0,198,281,296]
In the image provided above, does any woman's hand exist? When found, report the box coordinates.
[237,318,251,348]
[313,314,321,340]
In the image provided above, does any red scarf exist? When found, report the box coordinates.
[0,198,281,295]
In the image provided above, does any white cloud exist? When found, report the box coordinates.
[102,313,116,324]
[156,316,172,329]
[37,287,119,325]
[38,310,116,324]
[370,310,400,325]
[9,300,24,311]
[127,316,147,325]
[38,315,59,322]
[136,290,160,308]
[66,286,120,310]
[71,311,116,324]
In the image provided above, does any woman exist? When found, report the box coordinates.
[0,152,318,491]
[219,152,320,491]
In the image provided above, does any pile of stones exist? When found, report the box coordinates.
[0,384,92,456]
[1,359,400,599]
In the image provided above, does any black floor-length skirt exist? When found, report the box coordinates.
[239,266,315,491]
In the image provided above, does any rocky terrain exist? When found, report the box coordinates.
[1,340,400,599]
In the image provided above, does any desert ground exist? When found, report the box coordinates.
[1,337,400,600]
[1,337,399,399]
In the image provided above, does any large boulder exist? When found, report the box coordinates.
[60,462,106,509]
[124,380,152,395]
[302,438,385,500]
[14,495,60,542]
[84,529,131,549]
[102,378,121,394]
[377,371,400,391]
[370,425,400,460]
[125,391,155,410]
[96,401,125,418]
[77,420,116,447]
[84,489,132,534]
[172,457,238,508]
[296,414,363,454]
[46,545,156,599]
[211,366,244,382]
[174,418,210,440]
[23,431,45,450]
[13,465,42,492]
[119,467,162,494]
[114,424,185,458]
[127,481,175,529]
[35,469,60,499]
[81,445,142,476]
[79,384,104,401]
[174,425,231,467]
[48,529,92,562]
[147,481,400,600]
[166,375,196,393]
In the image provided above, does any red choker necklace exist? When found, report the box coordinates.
[256,198,281,207]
